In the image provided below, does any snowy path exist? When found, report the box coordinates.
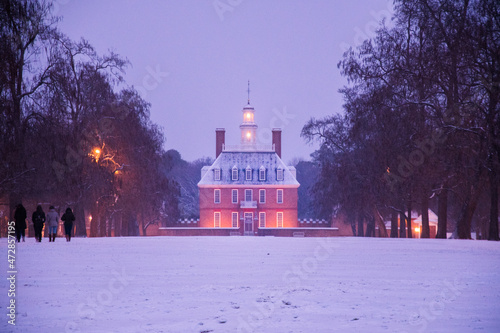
[1,236,499,333]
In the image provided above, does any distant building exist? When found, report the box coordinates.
[197,102,300,235]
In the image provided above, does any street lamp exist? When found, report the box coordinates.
[414,226,421,238]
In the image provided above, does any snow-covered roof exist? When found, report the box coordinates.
[198,151,299,187]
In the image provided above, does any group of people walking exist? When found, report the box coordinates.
[13,204,76,242]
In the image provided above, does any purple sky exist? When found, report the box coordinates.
[55,0,393,163]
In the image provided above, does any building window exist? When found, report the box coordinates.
[259,189,266,203]
[232,212,238,228]
[214,212,221,228]
[259,212,266,228]
[245,189,252,201]
[277,168,284,181]
[214,189,221,204]
[232,189,238,204]
[214,168,221,181]
[246,167,252,180]
[277,212,283,228]
[259,166,266,181]
[232,166,238,180]
[277,189,283,204]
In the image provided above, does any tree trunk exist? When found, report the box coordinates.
[399,210,406,238]
[421,192,430,238]
[391,210,398,238]
[357,212,364,237]
[350,222,356,236]
[436,187,448,238]
[456,190,481,240]
[407,201,412,238]
[74,204,86,237]
[488,164,499,241]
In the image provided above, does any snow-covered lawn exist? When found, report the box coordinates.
[2,236,500,333]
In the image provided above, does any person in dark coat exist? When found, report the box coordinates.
[32,205,46,242]
[61,207,75,242]
[14,203,27,242]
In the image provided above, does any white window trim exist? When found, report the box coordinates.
[232,212,238,228]
[214,168,221,181]
[245,189,253,202]
[277,168,284,181]
[259,212,266,228]
[232,167,238,180]
[246,167,252,180]
[232,189,238,204]
[214,189,221,204]
[259,189,266,203]
[259,167,266,181]
[277,212,283,228]
[277,189,283,204]
[214,212,221,228]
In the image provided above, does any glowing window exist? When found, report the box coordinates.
[259,212,266,228]
[277,212,283,228]
[232,212,238,228]
[214,212,221,228]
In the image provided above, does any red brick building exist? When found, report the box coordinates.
[198,103,300,235]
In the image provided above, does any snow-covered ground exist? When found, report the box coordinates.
[1,236,499,333]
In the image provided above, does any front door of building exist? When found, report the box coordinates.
[244,212,253,235]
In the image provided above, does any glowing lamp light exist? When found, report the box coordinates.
[246,113,251,120]
[414,227,420,233]
[94,148,101,154]
[89,215,92,221]
[246,132,251,139]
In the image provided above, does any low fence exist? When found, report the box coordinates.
[298,219,330,227]
[158,226,340,237]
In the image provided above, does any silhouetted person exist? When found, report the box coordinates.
[14,204,27,242]
[61,207,75,242]
[32,205,46,242]
[46,206,60,242]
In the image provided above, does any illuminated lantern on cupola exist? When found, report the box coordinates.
[240,81,257,145]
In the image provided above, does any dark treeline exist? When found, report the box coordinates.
[302,0,499,240]
[0,0,180,236]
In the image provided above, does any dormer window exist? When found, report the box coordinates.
[232,166,238,180]
[214,168,221,181]
[259,166,266,181]
[245,166,252,180]
[277,168,284,181]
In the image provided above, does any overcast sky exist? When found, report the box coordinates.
[55,0,394,163]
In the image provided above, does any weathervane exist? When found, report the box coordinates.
[247,80,250,105]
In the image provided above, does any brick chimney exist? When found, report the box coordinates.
[272,128,282,158]
[216,128,225,158]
